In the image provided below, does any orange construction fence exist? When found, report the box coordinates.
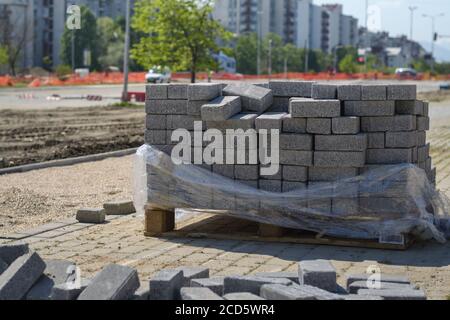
[1,71,450,88]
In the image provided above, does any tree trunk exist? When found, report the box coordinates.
[190,69,196,83]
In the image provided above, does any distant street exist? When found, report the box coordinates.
[0,80,447,110]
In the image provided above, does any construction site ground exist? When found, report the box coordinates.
[0,85,449,300]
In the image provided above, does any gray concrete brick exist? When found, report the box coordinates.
[367,132,385,148]
[191,277,224,296]
[337,85,362,100]
[422,101,429,116]
[314,151,365,168]
[259,180,282,193]
[26,259,76,300]
[213,164,235,179]
[280,150,313,166]
[348,281,414,294]
[346,274,411,287]
[283,166,308,182]
[76,208,105,224]
[332,117,360,134]
[167,115,201,130]
[269,97,289,112]
[254,272,300,284]
[361,85,387,100]
[78,264,140,300]
[188,83,222,101]
[311,84,337,99]
[206,113,258,130]
[418,143,430,162]
[168,84,188,99]
[223,276,292,295]
[146,84,168,100]
[223,292,265,300]
[307,118,331,134]
[290,284,344,300]
[0,259,7,275]
[387,84,417,100]
[385,131,418,148]
[417,116,430,131]
[103,201,136,216]
[361,115,416,132]
[290,98,341,118]
[146,115,167,130]
[344,295,384,300]
[367,149,413,164]
[236,180,259,188]
[50,279,90,300]
[254,82,269,89]
[309,167,359,182]
[332,198,360,215]
[395,100,423,115]
[280,134,313,151]
[0,244,29,265]
[261,284,316,300]
[256,112,287,130]
[282,115,307,133]
[344,100,395,116]
[235,165,259,180]
[201,96,242,121]
[315,134,367,151]
[299,260,337,292]
[358,288,426,300]
[131,285,150,301]
[222,83,273,113]
[174,267,210,287]
[148,269,184,300]
[417,131,427,145]
[180,287,223,300]
[269,80,315,97]
[0,251,46,300]
[145,130,167,145]
[145,100,187,115]
[260,165,282,180]
[283,181,307,193]
[187,100,209,116]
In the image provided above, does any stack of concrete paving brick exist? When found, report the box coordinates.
[144,81,435,232]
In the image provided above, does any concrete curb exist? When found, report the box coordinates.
[0,148,138,176]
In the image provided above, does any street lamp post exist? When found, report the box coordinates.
[423,13,445,73]
[257,9,263,76]
[364,0,369,73]
[122,0,131,103]
[408,6,418,41]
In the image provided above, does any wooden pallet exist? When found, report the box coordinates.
[144,204,413,251]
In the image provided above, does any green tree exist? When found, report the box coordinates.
[339,54,358,73]
[131,0,231,83]
[0,46,7,67]
[97,17,124,70]
[234,33,258,74]
[60,5,99,70]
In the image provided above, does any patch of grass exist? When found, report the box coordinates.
[110,102,144,109]
[447,294,450,300]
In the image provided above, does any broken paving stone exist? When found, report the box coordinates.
[223,276,292,295]
[50,279,91,301]
[78,264,140,300]
[180,287,223,300]
[0,251,46,300]
[222,83,273,114]
[260,284,316,300]
[223,292,265,300]
[174,267,210,287]
[0,244,29,265]
[299,260,337,293]
[103,201,136,216]
[76,208,106,224]
[149,269,184,300]
[190,277,224,296]
[26,259,76,300]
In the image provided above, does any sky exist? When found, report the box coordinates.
[314,0,450,60]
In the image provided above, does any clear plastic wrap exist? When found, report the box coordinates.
[134,144,450,243]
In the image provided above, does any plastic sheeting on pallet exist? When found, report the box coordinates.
[134,145,450,243]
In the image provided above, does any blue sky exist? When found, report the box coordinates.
[314,0,450,59]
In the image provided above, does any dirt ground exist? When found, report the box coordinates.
[0,105,145,168]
